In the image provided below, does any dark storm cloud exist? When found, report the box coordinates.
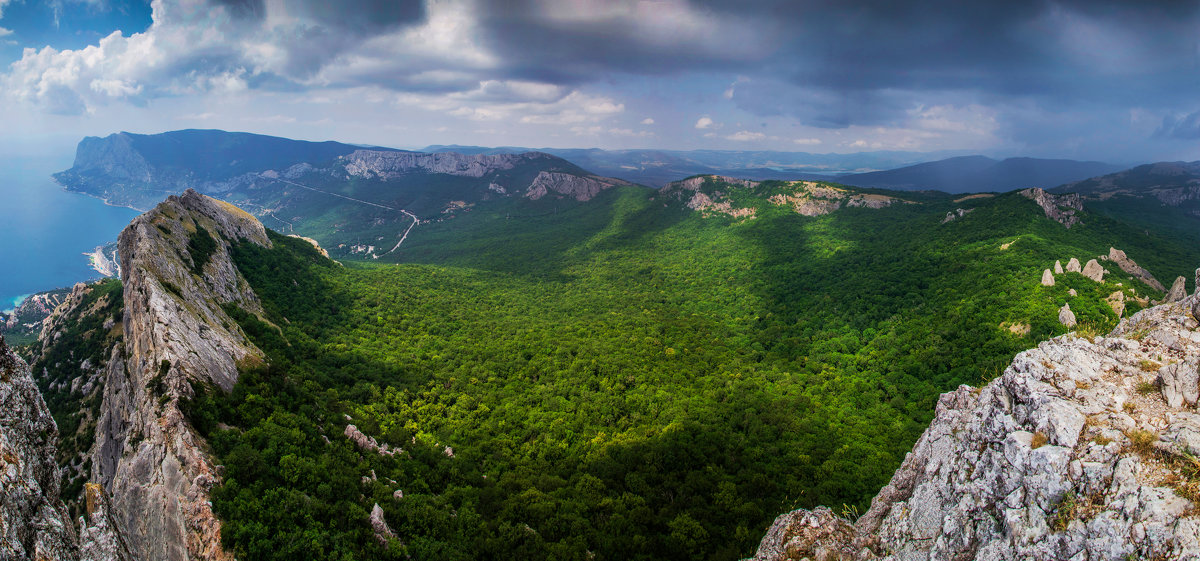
[466,0,1200,129]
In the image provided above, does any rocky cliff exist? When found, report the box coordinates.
[0,335,132,561]
[341,149,550,179]
[661,175,906,219]
[752,273,1200,561]
[87,189,272,561]
[1019,187,1084,228]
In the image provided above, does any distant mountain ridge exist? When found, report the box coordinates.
[837,155,1124,194]
[422,144,972,186]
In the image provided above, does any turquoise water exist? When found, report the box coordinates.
[0,155,139,310]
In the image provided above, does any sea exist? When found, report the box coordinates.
[0,155,140,313]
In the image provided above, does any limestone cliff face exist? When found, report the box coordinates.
[1019,187,1084,228]
[524,171,629,201]
[341,149,553,179]
[752,284,1200,561]
[92,189,272,561]
[0,336,132,561]
[661,176,905,219]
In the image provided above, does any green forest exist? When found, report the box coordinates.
[175,181,1198,560]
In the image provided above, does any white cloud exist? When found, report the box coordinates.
[640,117,654,125]
[0,0,12,19]
[695,116,714,129]
[793,138,821,145]
[0,27,12,37]
[726,130,765,141]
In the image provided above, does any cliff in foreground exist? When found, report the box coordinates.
[753,273,1200,560]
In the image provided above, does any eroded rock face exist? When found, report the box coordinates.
[1058,302,1077,327]
[1055,260,1064,275]
[341,150,538,179]
[1082,259,1106,282]
[1067,258,1082,273]
[0,335,79,561]
[0,336,132,561]
[1167,276,1188,303]
[751,291,1200,561]
[1108,248,1166,292]
[1019,187,1084,228]
[94,189,272,561]
[1042,269,1056,287]
[524,171,629,201]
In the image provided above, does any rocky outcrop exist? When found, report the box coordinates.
[524,171,629,202]
[1058,302,1076,326]
[78,483,135,561]
[342,150,546,179]
[752,289,1200,561]
[941,208,972,224]
[1041,269,1055,286]
[0,336,132,561]
[1167,276,1188,303]
[1055,260,1064,275]
[1067,258,1082,273]
[370,504,398,547]
[1,335,80,560]
[1082,258,1106,282]
[1019,187,1084,228]
[1107,248,1165,292]
[92,189,272,561]
[666,175,760,192]
[1107,291,1126,318]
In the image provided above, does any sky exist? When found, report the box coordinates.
[0,0,1198,163]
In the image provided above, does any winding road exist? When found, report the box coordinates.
[266,177,421,257]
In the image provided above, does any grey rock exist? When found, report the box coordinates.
[1055,260,1064,274]
[524,171,629,201]
[78,483,135,561]
[1041,269,1056,286]
[1159,360,1200,408]
[1166,276,1188,303]
[1059,303,1077,327]
[1019,187,1084,228]
[1082,259,1106,282]
[94,189,270,561]
[751,285,1200,561]
[370,503,397,547]
[1067,257,1082,273]
[1108,248,1166,292]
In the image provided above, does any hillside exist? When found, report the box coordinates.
[753,286,1200,560]
[838,156,1122,194]
[53,130,631,260]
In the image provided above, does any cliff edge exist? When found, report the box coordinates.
[752,272,1200,560]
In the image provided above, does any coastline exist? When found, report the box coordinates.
[51,176,149,213]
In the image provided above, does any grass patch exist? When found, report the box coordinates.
[1031,431,1049,449]
[1136,380,1159,395]
[1126,429,1159,456]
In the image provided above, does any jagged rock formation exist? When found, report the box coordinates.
[661,176,906,219]
[752,287,1200,561]
[1055,260,1064,275]
[1167,276,1188,303]
[0,335,131,561]
[1042,269,1055,286]
[1019,187,1084,228]
[78,483,135,561]
[1082,258,1106,282]
[1058,302,1076,327]
[342,149,541,179]
[91,189,272,561]
[1107,248,1165,292]
[1067,258,1082,273]
[524,171,630,201]
[370,503,398,548]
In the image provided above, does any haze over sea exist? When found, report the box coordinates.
[0,155,138,311]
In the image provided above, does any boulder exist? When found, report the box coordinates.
[1054,260,1064,274]
[1041,269,1055,286]
[1068,288,1077,297]
[1066,257,1082,273]
[1082,259,1105,282]
[1058,303,1077,327]
[1166,276,1188,303]
[370,504,397,547]
[1160,361,1200,408]
[1107,247,1166,291]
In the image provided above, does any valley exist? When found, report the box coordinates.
[9,130,1200,560]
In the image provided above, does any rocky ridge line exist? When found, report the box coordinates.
[753,272,1200,561]
[1020,187,1084,228]
[91,189,273,561]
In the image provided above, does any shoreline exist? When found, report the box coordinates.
[51,176,149,213]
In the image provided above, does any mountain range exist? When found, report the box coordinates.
[6,129,1200,560]
[836,155,1124,194]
